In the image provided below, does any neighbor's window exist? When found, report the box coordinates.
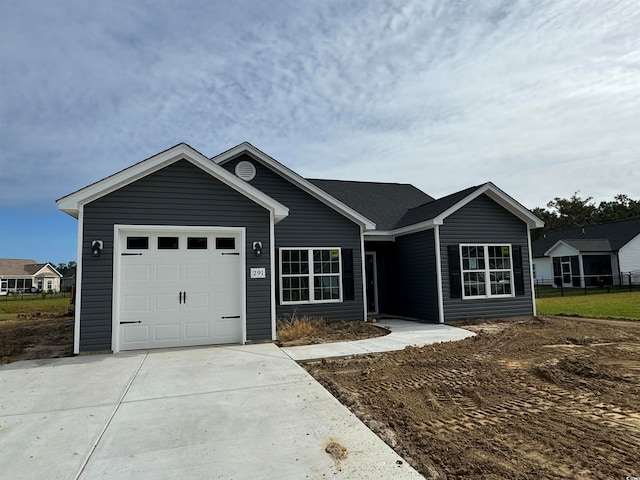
[461,244,513,298]
[280,248,341,304]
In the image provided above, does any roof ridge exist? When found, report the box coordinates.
[308,178,417,187]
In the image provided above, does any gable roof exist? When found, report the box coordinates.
[307,179,434,231]
[532,217,640,257]
[214,143,376,230]
[0,259,62,277]
[313,181,543,237]
[57,143,289,222]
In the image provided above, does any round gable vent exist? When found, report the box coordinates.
[235,160,256,181]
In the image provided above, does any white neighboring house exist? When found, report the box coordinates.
[0,259,63,294]
[531,217,640,287]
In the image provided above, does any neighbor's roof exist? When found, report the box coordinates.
[308,179,434,231]
[550,239,613,254]
[532,217,640,257]
[0,259,61,277]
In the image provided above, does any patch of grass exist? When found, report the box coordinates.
[536,291,640,320]
[0,296,71,316]
[276,314,329,343]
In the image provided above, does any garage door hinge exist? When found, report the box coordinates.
[222,315,241,319]
[120,321,142,324]
[122,253,143,256]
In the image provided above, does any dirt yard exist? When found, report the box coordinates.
[0,314,74,365]
[307,316,640,479]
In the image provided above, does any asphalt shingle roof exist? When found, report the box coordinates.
[0,259,38,276]
[394,185,481,228]
[308,179,434,231]
[532,217,640,257]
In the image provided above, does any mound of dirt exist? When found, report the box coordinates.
[0,315,74,365]
[307,316,640,479]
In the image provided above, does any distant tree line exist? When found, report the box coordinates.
[531,193,640,240]
[50,261,77,277]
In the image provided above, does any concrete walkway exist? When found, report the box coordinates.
[0,344,424,480]
[281,319,476,361]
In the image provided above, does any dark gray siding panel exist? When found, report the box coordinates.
[393,229,439,321]
[223,155,365,322]
[440,194,534,320]
[80,159,271,351]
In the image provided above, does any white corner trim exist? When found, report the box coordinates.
[73,206,84,354]
[434,225,445,323]
[56,143,289,223]
[360,226,368,321]
[270,211,277,341]
[213,143,376,230]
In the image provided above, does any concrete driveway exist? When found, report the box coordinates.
[0,344,423,479]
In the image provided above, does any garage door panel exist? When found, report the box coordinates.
[185,322,209,339]
[123,264,151,282]
[118,230,244,351]
[184,293,209,310]
[155,324,181,341]
[122,325,150,344]
[184,264,211,281]
[155,294,181,311]
[155,264,181,282]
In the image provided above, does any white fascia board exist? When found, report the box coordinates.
[56,143,289,222]
[544,240,580,257]
[33,264,63,278]
[214,143,376,231]
[364,219,439,240]
[432,183,544,229]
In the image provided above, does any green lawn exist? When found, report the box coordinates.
[536,291,640,320]
[0,295,71,319]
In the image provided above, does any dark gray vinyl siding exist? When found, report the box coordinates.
[393,230,439,321]
[364,241,395,314]
[440,194,534,320]
[223,155,365,322]
[80,159,271,351]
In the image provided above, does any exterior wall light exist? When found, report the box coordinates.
[252,241,262,257]
[91,240,104,257]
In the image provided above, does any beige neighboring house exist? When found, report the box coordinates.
[0,259,62,294]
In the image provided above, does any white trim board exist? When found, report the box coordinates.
[214,142,376,231]
[57,143,289,223]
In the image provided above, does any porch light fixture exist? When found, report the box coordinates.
[252,241,262,257]
[91,240,104,257]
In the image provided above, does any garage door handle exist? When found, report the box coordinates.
[122,253,143,256]
[179,291,187,304]
[222,315,241,319]
[221,252,240,255]
[120,321,142,324]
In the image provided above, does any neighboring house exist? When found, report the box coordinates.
[60,267,76,291]
[57,143,543,354]
[531,217,640,287]
[0,259,62,294]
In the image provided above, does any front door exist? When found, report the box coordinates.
[365,252,378,314]
[561,260,572,287]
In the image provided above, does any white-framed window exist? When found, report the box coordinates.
[280,248,342,304]
[461,244,514,299]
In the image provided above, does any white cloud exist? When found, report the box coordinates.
[0,0,638,210]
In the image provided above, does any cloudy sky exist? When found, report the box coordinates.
[1,0,638,264]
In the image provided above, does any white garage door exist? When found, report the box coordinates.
[116,228,244,351]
